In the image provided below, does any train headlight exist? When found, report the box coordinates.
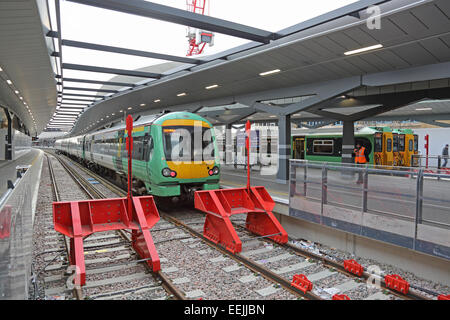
[213,166,219,175]
[162,168,177,178]
[162,168,171,177]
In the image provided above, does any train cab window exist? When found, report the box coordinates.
[409,140,413,152]
[386,138,392,152]
[398,135,405,152]
[374,134,382,153]
[147,136,154,162]
[313,140,333,154]
[414,135,418,152]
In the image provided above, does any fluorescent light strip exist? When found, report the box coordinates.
[259,69,281,76]
[415,108,432,111]
[177,92,187,97]
[344,44,383,56]
[205,84,219,90]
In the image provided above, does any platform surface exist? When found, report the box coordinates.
[220,165,450,225]
[0,149,40,197]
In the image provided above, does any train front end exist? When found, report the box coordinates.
[150,112,220,201]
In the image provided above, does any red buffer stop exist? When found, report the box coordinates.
[194,121,288,253]
[52,115,161,286]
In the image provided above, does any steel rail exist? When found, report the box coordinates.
[161,213,322,300]
[46,154,83,300]
[54,152,434,300]
[49,151,186,300]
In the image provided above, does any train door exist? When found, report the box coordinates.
[413,134,419,166]
[398,134,406,166]
[292,136,305,159]
[392,133,400,166]
[115,130,125,173]
[405,134,415,167]
[82,136,86,160]
[383,132,394,166]
[374,132,383,166]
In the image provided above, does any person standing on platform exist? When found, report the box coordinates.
[442,144,449,168]
[354,143,368,184]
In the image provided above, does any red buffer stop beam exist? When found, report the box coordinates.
[194,120,288,253]
[53,115,161,286]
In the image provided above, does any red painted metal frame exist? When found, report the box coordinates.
[343,259,364,277]
[291,274,313,294]
[384,274,410,294]
[195,186,288,253]
[195,120,288,253]
[438,294,450,300]
[0,206,11,239]
[186,0,209,56]
[332,294,351,300]
[52,115,160,286]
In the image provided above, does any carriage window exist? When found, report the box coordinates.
[398,135,405,152]
[393,135,398,152]
[313,140,333,154]
[386,138,392,152]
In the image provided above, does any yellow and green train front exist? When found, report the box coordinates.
[146,113,220,199]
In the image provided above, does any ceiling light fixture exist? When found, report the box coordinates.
[415,107,432,111]
[205,84,219,90]
[344,44,383,56]
[177,93,187,97]
[154,99,161,103]
[259,69,281,76]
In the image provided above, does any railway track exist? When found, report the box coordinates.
[47,151,434,301]
[40,152,183,300]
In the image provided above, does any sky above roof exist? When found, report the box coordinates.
[58,0,359,83]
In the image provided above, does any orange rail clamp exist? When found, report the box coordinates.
[53,115,160,287]
[343,259,364,277]
[291,274,313,294]
[194,120,287,254]
[332,294,351,300]
[438,294,450,300]
[384,274,410,294]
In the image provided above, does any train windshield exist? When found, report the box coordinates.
[163,125,215,162]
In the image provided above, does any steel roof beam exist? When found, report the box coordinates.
[63,77,135,87]
[57,102,90,106]
[64,87,118,93]
[66,0,275,43]
[63,63,162,79]
[63,98,97,103]
[62,93,105,99]
[277,0,390,37]
[61,39,203,65]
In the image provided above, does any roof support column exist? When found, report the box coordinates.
[276,114,291,184]
[342,121,355,165]
[225,123,233,165]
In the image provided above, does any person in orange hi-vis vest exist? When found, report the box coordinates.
[354,143,367,184]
